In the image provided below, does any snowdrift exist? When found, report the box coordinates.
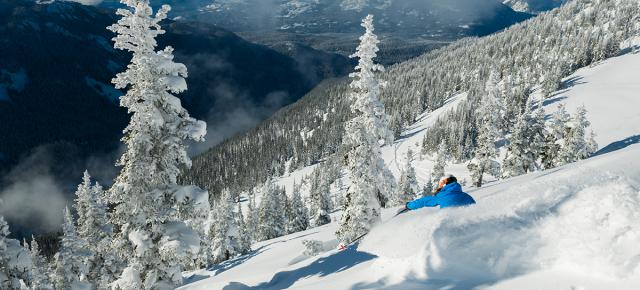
[181,144,640,290]
[361,145,640,289]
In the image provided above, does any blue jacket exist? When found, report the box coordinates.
[407,182,475,210]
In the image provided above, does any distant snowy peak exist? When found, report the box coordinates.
[340,0,392,11]
[203,0,394,14]
[502,0,565,13]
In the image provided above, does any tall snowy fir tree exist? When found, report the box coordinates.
[288,182,310,234]
[258,179,287,241]
[543,104,571,169]
[468,76,502,187]
[430,141,447,192]
[396,149,418,204]
[309,169,332,227]
[245,191,258,243]
[53,207,92,290]
[336,15,396,244]
[209,190,241,264]
[529,100,548,168]
[73,171,116,289]
[28,237,54,290]
[106,1,209,288]
[236,202,252,255]
[502,99,538,177]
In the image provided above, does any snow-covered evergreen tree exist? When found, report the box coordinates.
[53,207,92,290]
[277,186,289,232]
[337,14,396,244]
[587,130,599,156]
[257,179,287,241]
[245,191,258,243]
[28,237,54,290]
[430,141,447,191]
[468,77,502,187]
[558,105,592,165]
[309,169,331,227]
[73,171,116,289]
[502,99,539,177]
[529,100,548,168]
[396,149,418,204]
[288,182,310,234]
[209,190,241,264]
[333,177,346,209]
[0,212,32,290]
[236,202,252,255]
[107,1,209,288]
[542,104,571,169]
[420,184,432,197]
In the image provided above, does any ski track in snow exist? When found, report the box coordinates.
[180,51,640,290]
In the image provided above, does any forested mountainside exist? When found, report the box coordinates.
[184,0,639,196]
[0,0,352,186]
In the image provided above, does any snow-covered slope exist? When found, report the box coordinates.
[180,51,640,289]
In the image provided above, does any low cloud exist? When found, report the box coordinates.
[189,85,290,156]
[0,142,120,237]
[0,176,66,234]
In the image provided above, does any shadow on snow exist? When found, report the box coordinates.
[221,243,377,290]
[594,135,640,157]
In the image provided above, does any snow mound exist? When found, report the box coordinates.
[182,145,640,290]
[360,146,640,287]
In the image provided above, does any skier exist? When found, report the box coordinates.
[397,174,475,214]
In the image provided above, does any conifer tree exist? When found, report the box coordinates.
[28,237,54,290]
[337,15,396,244]
[209,190,240,264]
[502,100,538,177]
[73,171,116,288]
[421,184,432,197]
[334,177,346,209]
[309,169,331,227]
[245,191,258,243]
[558,105,592,164]
[258,179,287,240]
[430,141,447,191]
[396,149,418,204]
[107,1,209,288]
[0,213,33,290]
[468,77,502,187]
[288,182,310,234]
[236,203,252,255]
[529,100,548,169]
[587,130,599,156]
[542,104,571,169]
[277,186,290,231]
[53,207,92,290]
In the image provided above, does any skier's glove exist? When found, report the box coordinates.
[396,204,410,215]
